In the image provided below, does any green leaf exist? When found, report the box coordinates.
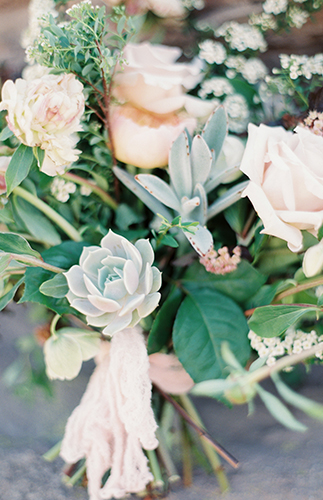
[0,126,14,142]
[19,241,87,314]
[0,277,24,311]
[182,260,266,305]
[256,385,307,432]
[148,287,183,355]
[12,196,61,246]
[19,267,70,315]
[173,288,250,382]
[0,232,40,258]
[0,205,14,224]
[0,254,11,274]
[248,305,319,338]
[161,234,179,248]
[271,373,323,421]
[5,144,35,195]
[40,273,68,298]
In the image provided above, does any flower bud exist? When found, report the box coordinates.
[302,239,323,277]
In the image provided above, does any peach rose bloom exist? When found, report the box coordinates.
[110,42,214,168]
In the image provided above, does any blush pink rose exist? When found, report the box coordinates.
[240,123,323,252]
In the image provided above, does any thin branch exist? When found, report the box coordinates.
[156,386,240,469]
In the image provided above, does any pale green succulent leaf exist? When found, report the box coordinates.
[190,135,212,188]
[184,223,213,256]
[205,165,241,193]
[113,166,172,219]
[168,131,192,199]
[207,181,249,220]
[201,106,227,164]
[135,174,180,211]
[188,183,207,225]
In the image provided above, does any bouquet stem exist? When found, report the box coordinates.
[179,394,230,493]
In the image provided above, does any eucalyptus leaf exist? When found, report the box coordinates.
[5,144,35,195]
[248,305,319,338]
[256,385,307,432]
[0,126,14,142]
[271,373,323,421]
[12,196,61,246]
[173,288,250,382]
[40,273,68,298]
[0,232,40,258]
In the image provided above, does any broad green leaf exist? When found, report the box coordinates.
[40,273,68,298]
[148,287,183,355]
[173,288,250,382]
[0,277,24,311]
[12,196,61,246]
[272,373,323,421]
[19,267,70,315]
[0,205,14,224]
[19,241,87,314]
[0,126,14,141]
[0,232,40,258]
[0,254,11,274]
[5,144,35,195]
[161,234,179,248]
[182,260,266,305]
[256,385,307,432]
[248,305,319,338]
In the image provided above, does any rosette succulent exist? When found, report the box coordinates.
[114,106,248,255]
[64,231,162,336]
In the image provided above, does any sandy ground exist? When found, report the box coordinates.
[1,303,323,500]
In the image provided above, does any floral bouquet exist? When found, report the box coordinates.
[2,0,323,498]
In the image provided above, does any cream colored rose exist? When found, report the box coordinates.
[240,124,323,252]
[111,42,214,168]
[0,73,84,176]
[102,0,187,18]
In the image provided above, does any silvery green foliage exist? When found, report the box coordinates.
[64,230,162,336]
[114,106,248,256]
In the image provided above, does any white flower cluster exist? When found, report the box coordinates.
[215,22,267,53]
[198,77,234,99]
[223,94,250,133]
[249,12,278,31]
[263,0,288,15]
[288,6,309,28]
[199,40,227,64]
[51,178,76,203]
[277,53,323,80]
[21,0,57,50]
[248,328,323,367]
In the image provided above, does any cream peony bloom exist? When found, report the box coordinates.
[111,42,214,168]
[240,124,323,252]
[0,73,84,176]
[64,230,162,336]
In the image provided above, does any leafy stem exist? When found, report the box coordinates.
[62,172,118,209]
[13,186,82,242]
